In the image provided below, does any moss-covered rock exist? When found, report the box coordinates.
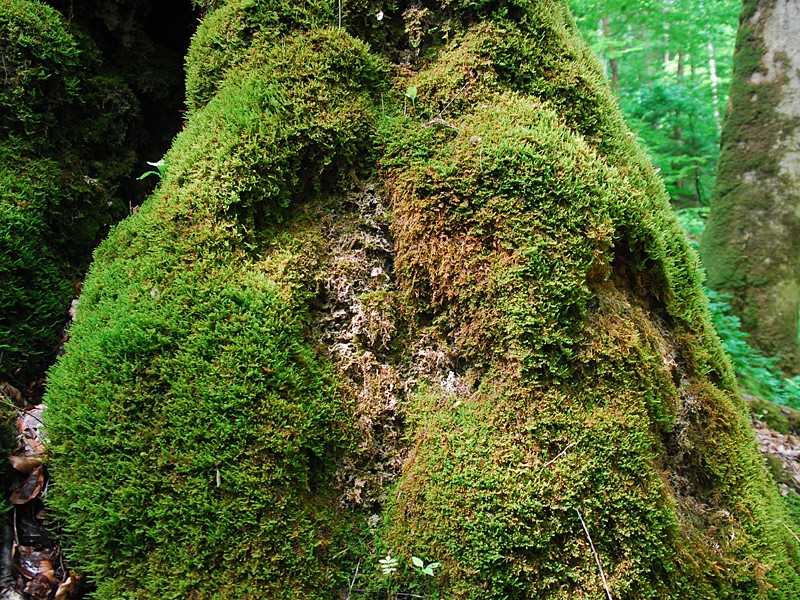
[0,0,138,380]
[46,24,388,599]
[45,0,800,598]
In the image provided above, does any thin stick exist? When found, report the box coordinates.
[779,520,800,547]
[436,81,469,120]
[576,509,613,600]
[543,442,575,469]
[422,117,460,136]
[12,507,18,547]
[345,558,361,600]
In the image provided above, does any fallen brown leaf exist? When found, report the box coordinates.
[8,455,43,475]
[24,574,54,600]
[9,466,44,505]
[54,577,73,600]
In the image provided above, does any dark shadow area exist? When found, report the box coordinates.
[46,0,200,206]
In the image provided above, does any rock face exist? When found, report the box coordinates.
[45,1,800,598]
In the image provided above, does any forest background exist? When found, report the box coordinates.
[571,0,800,407]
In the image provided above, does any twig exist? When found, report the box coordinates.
[1,54,7,88]
[576,509,613,600]
[778,520,800,547]
[436,81,469,120]
[543,442,575,469]
[348,590,428,599]
[0,393,45,426]
[12,508,18,548]
[58,544,65,581]
[345,558,361,600]
[423,117,459,136]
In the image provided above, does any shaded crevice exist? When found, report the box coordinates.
[606,236,720,534]
[610,231,673,327]
[46,0,201,207]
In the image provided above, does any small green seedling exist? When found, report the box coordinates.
[406,86,418,107]
[137,159,167,181]
[379,552,399,575]
[379,552,400,600]
[411,556,441,576]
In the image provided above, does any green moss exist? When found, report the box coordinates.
[377,8,800,598]
[0,0,83,141]
[750,397,800,434]
[0,144,72,375]
[185,0,335,113]
[46,0,800,598]
[0,0,138,380]
[46,26,387,599]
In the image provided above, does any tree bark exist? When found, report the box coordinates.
[600,15,620,88]
[702,0,800,374]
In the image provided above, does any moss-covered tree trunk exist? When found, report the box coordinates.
[702,0,800,374]
[44,1,800,598]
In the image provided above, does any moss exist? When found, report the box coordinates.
[749,396,800,434]
[377,7,800,598]
[46,25,387,599]
[46,0,800,598]
[0,0,84,141]
[0,0,140,380]
[0,143,73,376]
[185,0,335,113]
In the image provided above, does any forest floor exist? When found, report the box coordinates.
[750,398,800,496]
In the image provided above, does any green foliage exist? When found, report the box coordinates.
[379,552,399,575]
[675,208,800,408]
[622,76,720,204]
[411,555,441,576]
[570,0,741,205]
[707,289,800,408]
[405,85,418,105]
[136,159,167,181]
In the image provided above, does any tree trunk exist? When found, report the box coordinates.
[708,41,722,131]
[702,0,800,374]
[600,15,619,88]
[43,1,800,598]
